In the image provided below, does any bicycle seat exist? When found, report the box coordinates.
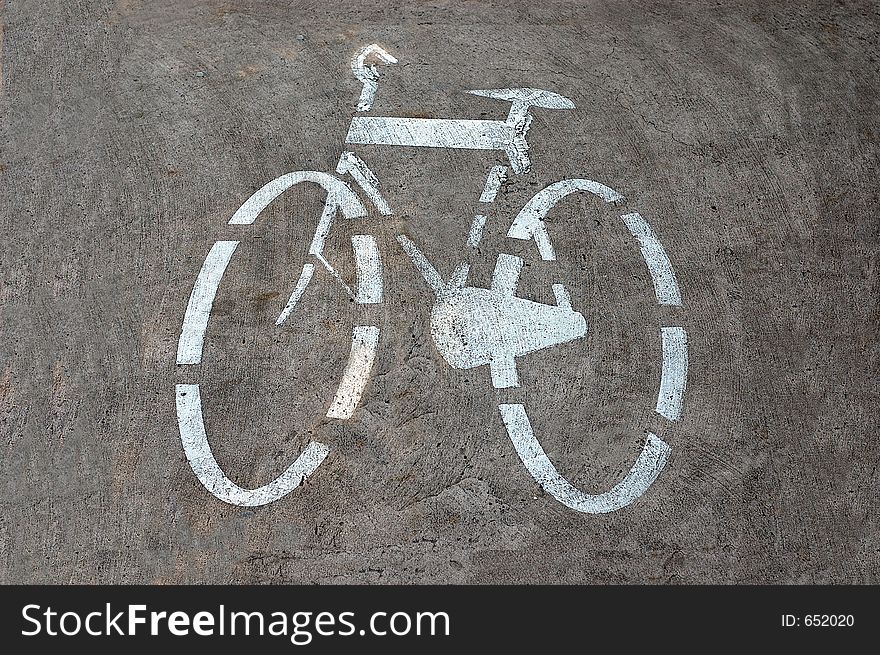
[466,88,575,110]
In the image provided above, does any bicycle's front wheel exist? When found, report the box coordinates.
[500,178,688,513]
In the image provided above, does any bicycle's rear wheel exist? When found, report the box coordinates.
[175,171,383,506]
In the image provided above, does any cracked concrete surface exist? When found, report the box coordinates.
[0,0,878,583]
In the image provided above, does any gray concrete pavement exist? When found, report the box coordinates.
[1,0,878,583]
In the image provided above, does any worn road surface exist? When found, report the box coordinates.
[1,1,878,583]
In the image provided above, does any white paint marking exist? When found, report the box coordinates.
[347,117,513,151]
[466,88,575,173]
[466,88,576,111]
[396,234,444,294]
[409,248,588,390]
[490,252,523,297]
[479,165,507,203]
[347,88,573,174]
[326,326,380,419]
[176,384,329,506]
[499,403,670,513]
[314,252,356,300]
[352,234,383,304]
[177,240,238,365]
[449,262,471,289]
[308,194,340,256]
[657,327,688,421]
[228,171,365,227]
[490,354,518,389]
[275,263,314,326]
[227,173,367,299]
[336,151,392,215]
[508,179,625,261]
[622,212,682,306]
[467,214,488,248]
[551,283,572,310]
[352,44,398,112]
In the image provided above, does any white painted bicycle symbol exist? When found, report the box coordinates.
[175,44,689,514]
